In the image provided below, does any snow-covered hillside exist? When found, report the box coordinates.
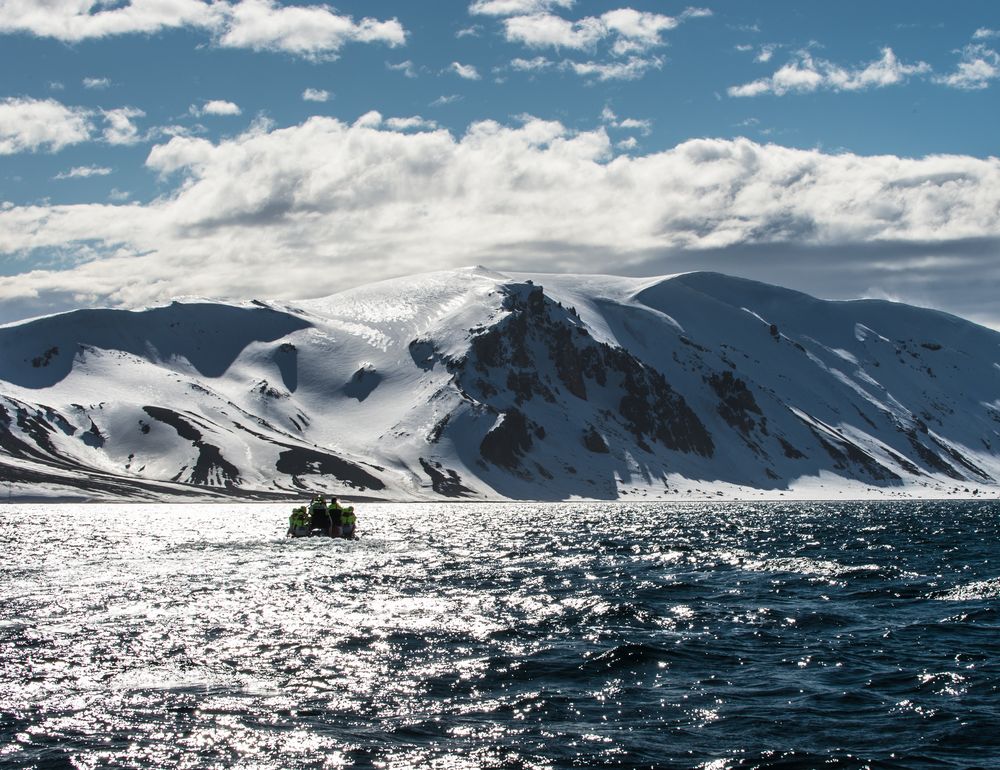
[2,267,999,500]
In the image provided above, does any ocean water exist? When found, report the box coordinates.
[1,501,998,770]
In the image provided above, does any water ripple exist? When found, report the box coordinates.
[1,500,998,769]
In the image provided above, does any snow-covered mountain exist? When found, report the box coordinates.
[3,267,1000,500]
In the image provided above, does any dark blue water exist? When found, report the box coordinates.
[1,501,998,769]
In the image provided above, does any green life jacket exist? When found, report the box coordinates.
[342,506,356,526]
[290,506,310,527]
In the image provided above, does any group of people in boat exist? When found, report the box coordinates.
[287,494,357,538]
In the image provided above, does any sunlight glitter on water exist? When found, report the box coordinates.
[2,501,999,769]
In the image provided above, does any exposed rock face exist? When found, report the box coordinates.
[143,407,242,488]
[479,409,536,470]
[583,425,609,453]
[419,457,475,497]
[441,282,713,473]
[274,446,385,491]
[708,371,763,436]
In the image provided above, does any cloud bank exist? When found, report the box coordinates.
[2,116,1000,326]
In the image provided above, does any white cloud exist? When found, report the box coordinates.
[601,8,680,54]
[509,56,554,71]
[616,136,638,150]
[218,0,405,60]
[469,0,574,16]
[755,45,775,63]
[384,116,439,131]
[431,94,462,106]
[504,13,604,49]
[109,188,131,202]
[502,7,704,54]
[387,60,418,78]
[449,61,481,80]
[353,110,383,129]
[0,0,223,41]
[935,43,999,90]
[54,165,112,179]
[5,117,1000,324]
[563,55,663,81]
[729,47,930,97]
[302,88,331,103]
[82,77,111,89]
[191,99,242,116]
[102,107,145,144]
[680,7,712,19]
[616,117,652,134]
[973,28,998,40]
[456,25,481,38]
[600,106,652,134]
[0,0,406,59]
[0,97,91,154]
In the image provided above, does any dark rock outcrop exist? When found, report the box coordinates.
[480,408,535,470]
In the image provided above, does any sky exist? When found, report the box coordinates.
[1,0,999,327]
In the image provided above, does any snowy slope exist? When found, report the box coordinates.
[2,267,999,500]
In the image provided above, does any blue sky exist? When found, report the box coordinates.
[1,0,999,326]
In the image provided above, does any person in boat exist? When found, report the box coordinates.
[328,496,344,538]
[309,494,331,535]
[341,505,357,539]
[287,505,311,537]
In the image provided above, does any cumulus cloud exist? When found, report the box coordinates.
[54,165,112,179]
[499,6,709,54]
[82,77,111,89]
[503,9,683,53]
[449,61,481,80]
[935,43,999,90]
[0,0,222,41]
[973,28,998,40]
[101,107,145,144]
[616,117,652,134]
[302,88,331,102]
[495,6,706,80]
[0,97,91,154]
[729,47,930,97]
[0,0,406,59]
[3,116,1000,326]
[217,0,405,60]
[469,0,574,16]
[191,99,242,116]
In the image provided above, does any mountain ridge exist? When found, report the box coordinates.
[2,267,999,501]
